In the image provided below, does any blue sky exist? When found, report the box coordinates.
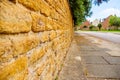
[87,0,120,21]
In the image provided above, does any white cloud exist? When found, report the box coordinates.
[87,17,94,22]
[101,8,120,17]
[87,8,120,22]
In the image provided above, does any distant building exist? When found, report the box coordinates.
[101,15,112,30]
[80,20,91,30]
[92,19,100,26]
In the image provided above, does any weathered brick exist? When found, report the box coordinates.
[0,33,41,63]
[0,37,13,64]
[0,38,12,56]
[31,12,60,31]
[0,0,73,80]
[31,12,46,32]
[29,42,52,65]
[36,62,47,76]
[0,56,27,80]
[18,0,51,16]
[45,0,66,17]
[45,18,54,30]
[56,30,64,37]
[10,33,40,57]
[48,55,55,74]
[49,31,56,40]
[0,1,32,33]
[40,32,50,42]
[8,69,28,80]
[29,47,45,64]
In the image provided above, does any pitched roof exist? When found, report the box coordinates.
[80,20,91,29]
[101,15,112,29]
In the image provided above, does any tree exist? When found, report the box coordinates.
[97,23,102,30]
[69,0,109,26]
[94,0,110,5]
[109,16,120,30]
[69,0,92,25]
[89,25,94,30]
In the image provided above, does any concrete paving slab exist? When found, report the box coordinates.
[74,33,120,79]
[80,51,110,57]
[60,33,120,80]
[88,78,120,80]
[59,40,87,80]
[103,56,120,65]
[80,46,107,51]
[82,56,108,64]
[107,50,120,57]
[86,64,120,79]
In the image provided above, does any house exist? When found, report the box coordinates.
[92,19,100,26]
[80,20,91,30]
[101,15,112,30]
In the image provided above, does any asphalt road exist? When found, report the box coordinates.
[76,31,120,44]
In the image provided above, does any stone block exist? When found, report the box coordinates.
[49,31,56,40]
[18,0,51,16]
[51,21,58,30]
[56,30,64,37]
[0,37,13,63]
[0,33,41,63]
[48,56,55,75]
[31,13,46,32]
[0,1,32,33]
[0,56,27,80]
[8,70,28,80]
[40,32,49,42]
[29,47,45,64]
[45,18,54,30]
[0,38,12,56]
[10,33,40,57]
[36,62,47,76]
[0,0,73,80]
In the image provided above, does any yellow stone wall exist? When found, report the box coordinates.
[0,0,73,80]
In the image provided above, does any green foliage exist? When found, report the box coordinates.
[89,25,94,30]
[97,23,102,30]
[69,0,92,25]
[94,0,110,5]
[109,15,120,30]
[69,0,110,26]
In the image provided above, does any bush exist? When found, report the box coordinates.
[89,25,94,30]
[97,23,102,30]
[109,15,120,30]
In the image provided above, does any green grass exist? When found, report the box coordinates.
[99,30,120,33]
[76,30,120,33]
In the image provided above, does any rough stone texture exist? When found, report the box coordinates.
[0,1,32,33]
[0,56,27,80]
[31,13,46,32]
[0,0,73,80]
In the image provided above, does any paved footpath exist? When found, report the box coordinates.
[59,32,120,80]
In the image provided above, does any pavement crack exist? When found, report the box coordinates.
[102,56,111,65]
